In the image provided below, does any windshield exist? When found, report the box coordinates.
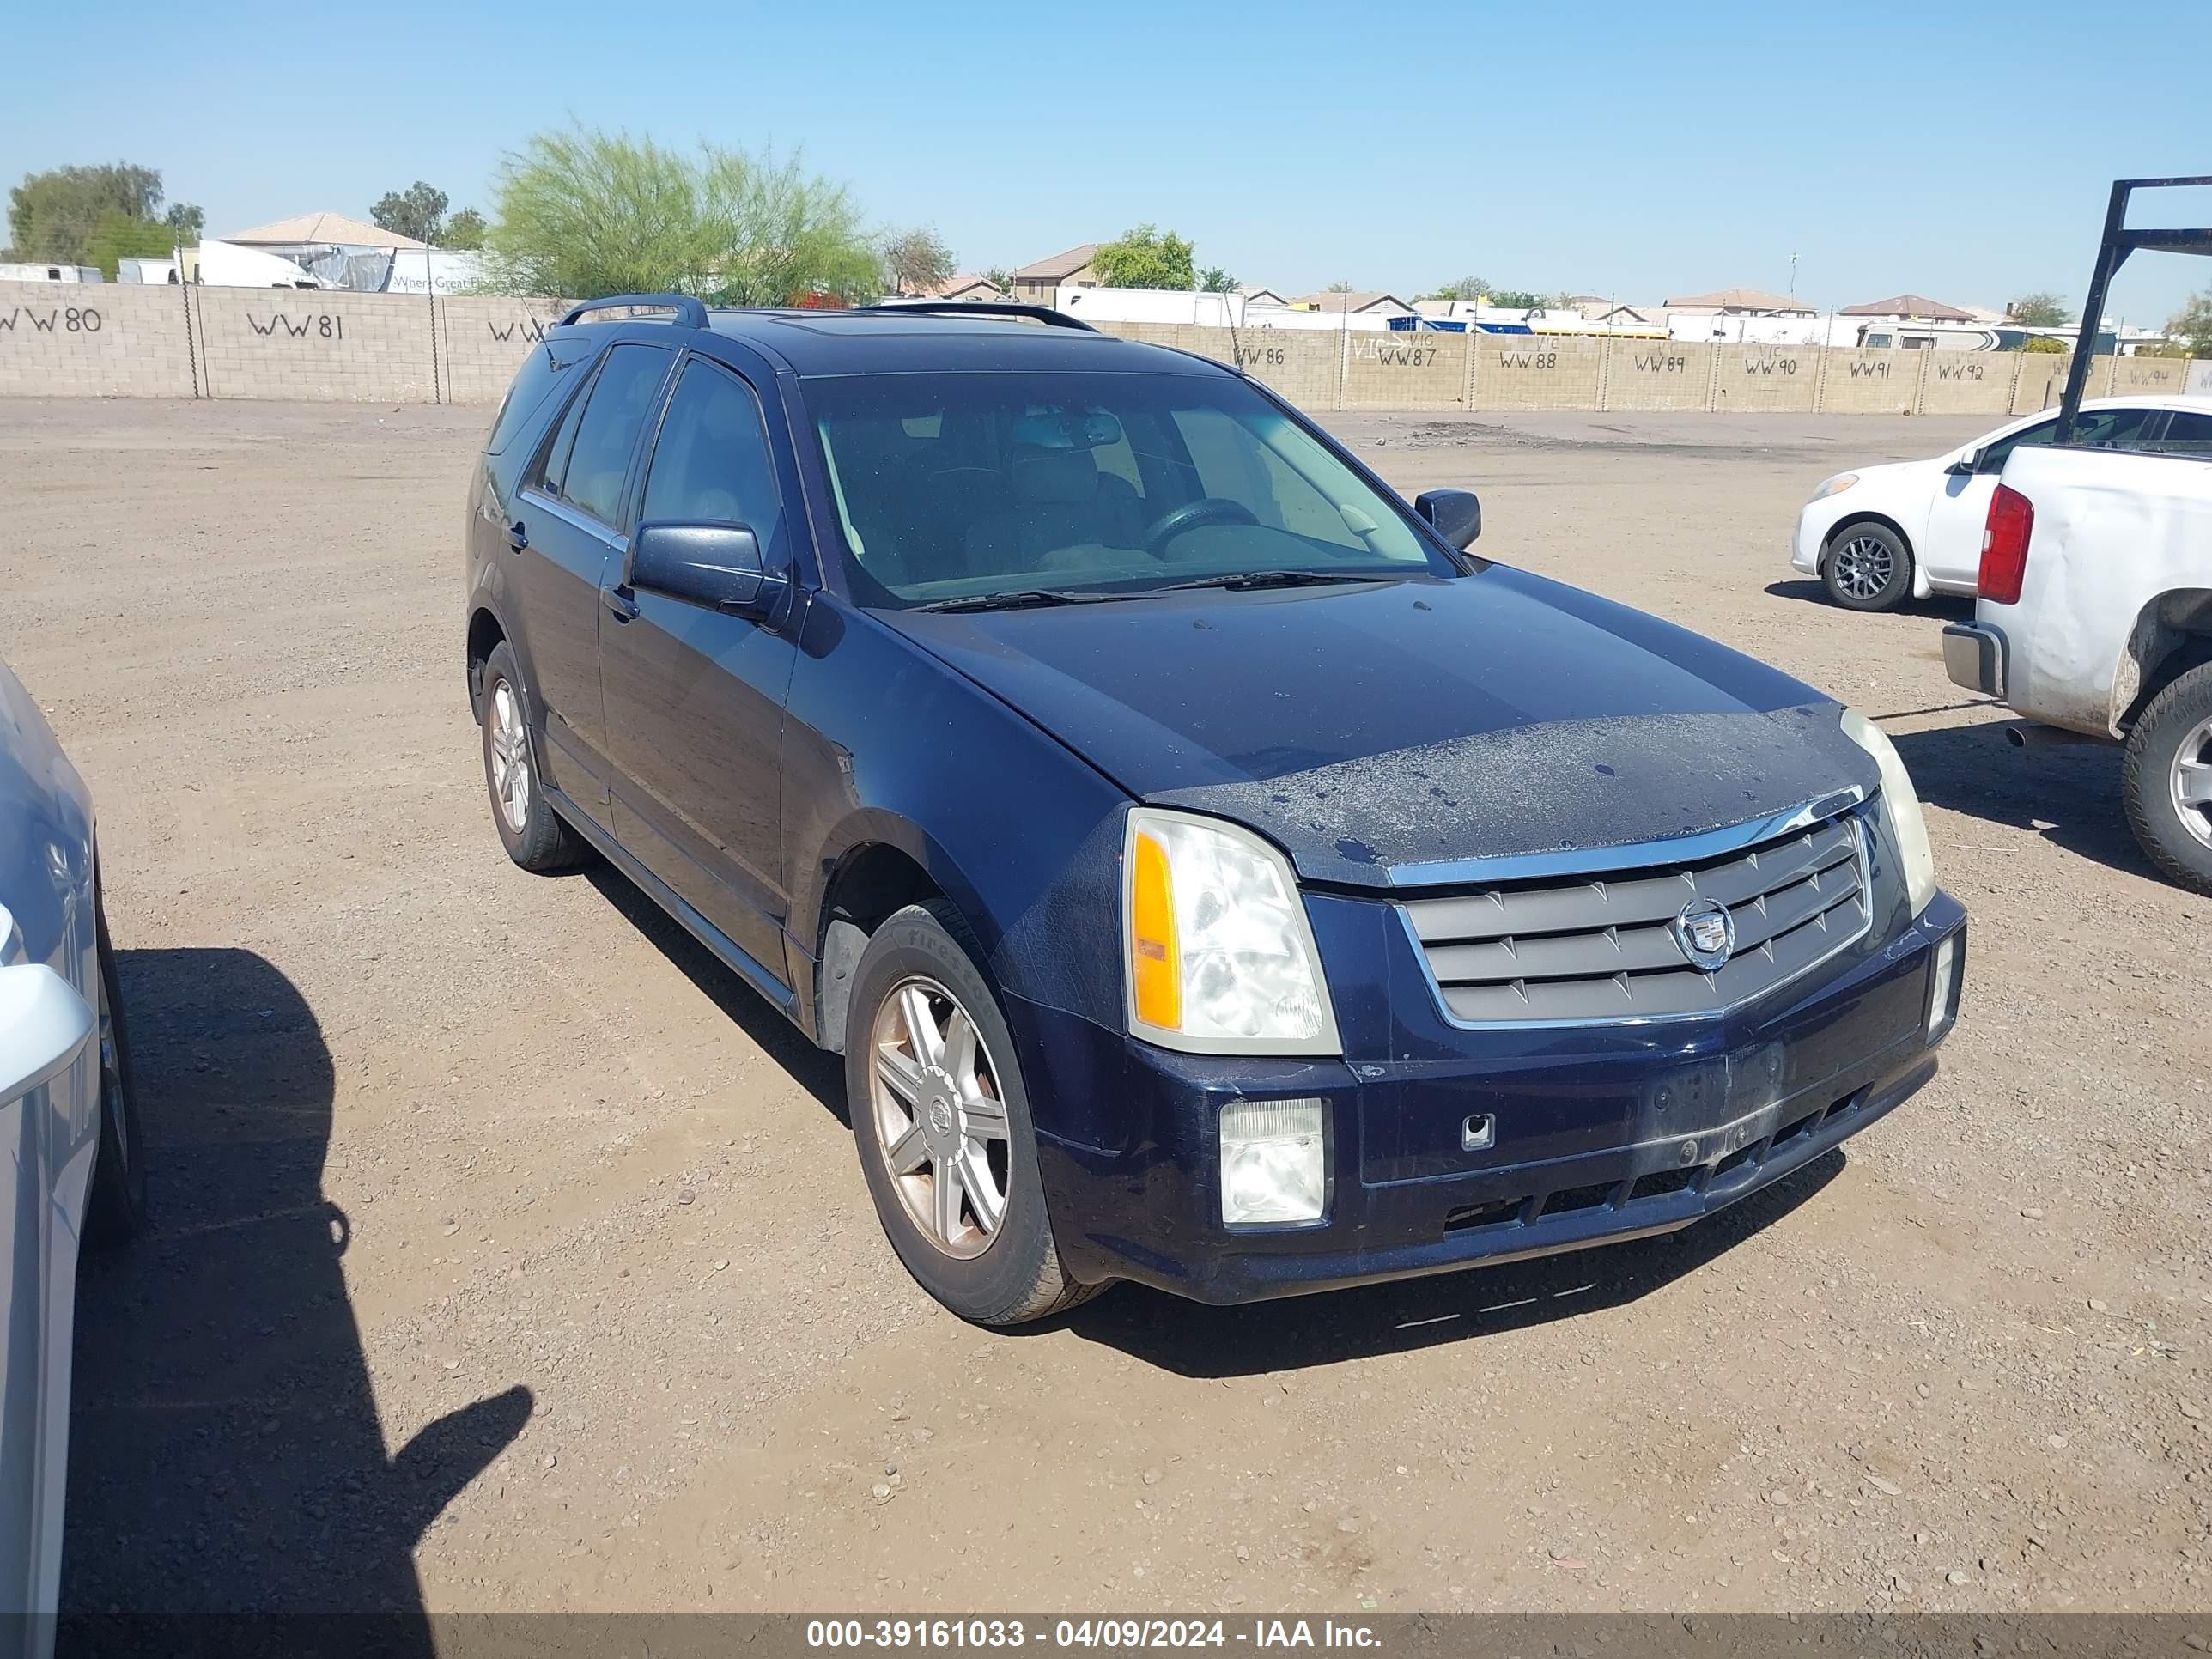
[807,370,1454,606]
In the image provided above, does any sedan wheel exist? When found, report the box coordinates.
[1822,522,1913,612]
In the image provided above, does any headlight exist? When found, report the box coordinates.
[1123,806,1340,1054]
[1810,472,1859,501]
[1219,1098,1327,1226]
[1840,707,1937,915]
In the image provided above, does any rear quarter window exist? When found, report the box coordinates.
[485,337,592,455]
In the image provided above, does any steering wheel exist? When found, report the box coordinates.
[1143,496,1258,554]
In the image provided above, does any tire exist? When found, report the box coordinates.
[844,902,1105,1326]
[84,896,148,1249]
[2121,662,2212,896]
[1822,521,1914,612]
[479,641,592,873]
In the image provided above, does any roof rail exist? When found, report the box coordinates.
[558,294,708,330]
[852,301,1097,333]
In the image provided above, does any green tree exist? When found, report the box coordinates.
[1198,266,1237,293]
[1420,276,1490,301]
[82,210,176,277]
[8,163,163,262]
[2008,291,2072,327]
[1325,279,1355,293]
[1488,289,1547,309]
[1091,224,1195,289]
[485,125,880,305]
[373,180,449,243]
[981,266,1014,295]
[2166,291,2212,357]
[883,226,955,295]
[162,201,204,246]
[441,207,486,249]
[2022,335,2068,353]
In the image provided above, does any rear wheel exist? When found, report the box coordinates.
[1823,521,1913,612]
[2121,662,2212,895]
[845,902,1104,1326]
[479,641,592,873]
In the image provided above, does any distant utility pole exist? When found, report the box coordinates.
[1789,252,1800,295]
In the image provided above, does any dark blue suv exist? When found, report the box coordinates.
[465,295,1967,1326]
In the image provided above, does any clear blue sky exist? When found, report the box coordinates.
[9,0,2210,322]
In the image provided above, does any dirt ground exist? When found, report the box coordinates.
[3,398,2203,1619]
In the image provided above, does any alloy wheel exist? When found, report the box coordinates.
[1832,534,1893,600]
[869,976,1012,1260]
[2172,714,2212,852]
[489,680,531,832]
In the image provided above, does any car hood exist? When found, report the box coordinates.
[883,568,1878,889]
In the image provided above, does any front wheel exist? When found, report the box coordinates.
[844,902,1104,1326]
[1822,521,1913,612]
[2121,663,2212,895]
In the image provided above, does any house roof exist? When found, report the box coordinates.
[1838,293,1976,320]
[223,211,427,250]
[1012,243,1098,280]
[1296,289,1413,313]
[1237,286,1291,306]
[1662,286,1814,313]
[914,272,1006,300]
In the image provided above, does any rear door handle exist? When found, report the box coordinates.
[506,520,528,553]
[605,588,640,623]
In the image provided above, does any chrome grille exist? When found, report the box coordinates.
[1402,810,1870,1024]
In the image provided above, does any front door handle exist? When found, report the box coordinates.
[605,588,640,624]
[506,520,528,553]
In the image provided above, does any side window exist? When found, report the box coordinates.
[639,360,783,545]
[1978,416,2056,473]
[532,372,592,498]
[2162,410,2212,452]
[2071,406,2157,448]
[552,343,672,526]
[487,337,586,455]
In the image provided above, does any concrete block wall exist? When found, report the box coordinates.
[1711,344,1819,413]
[1342,330,1467,410]
[0,280,196,398]
[1603,341,1711,412]
[439,295,571,404]
[0,281,2197,422]
[1475,336,1603,410]
[1917,352,2016,416]
[192,288,436,402]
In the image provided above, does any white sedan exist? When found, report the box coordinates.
[1790,393,2212,611]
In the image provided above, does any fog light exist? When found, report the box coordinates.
[1219,1097,1326,1227]
[1927,934,1960,1042]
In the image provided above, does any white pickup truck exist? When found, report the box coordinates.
[1943,442,2212,891]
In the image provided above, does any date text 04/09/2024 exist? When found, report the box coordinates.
[804,1620,1383,1650]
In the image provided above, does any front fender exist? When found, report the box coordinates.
[781,599,1133,1037]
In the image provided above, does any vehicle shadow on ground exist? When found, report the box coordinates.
[1890,721,2159,883]
[60,948,531,1650]
[583,866,847,1122]
[1056,1150,1844,1377]
[1762,579,1973,622]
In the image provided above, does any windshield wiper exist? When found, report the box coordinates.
[914,588,1136,613]
[1155,569,1396,593]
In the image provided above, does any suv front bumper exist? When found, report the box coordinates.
[1017,891,1966,1304]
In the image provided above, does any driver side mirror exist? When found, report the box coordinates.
[1415,488,1482,550]
[1945,455,1977,477]
[628,522,780,617]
